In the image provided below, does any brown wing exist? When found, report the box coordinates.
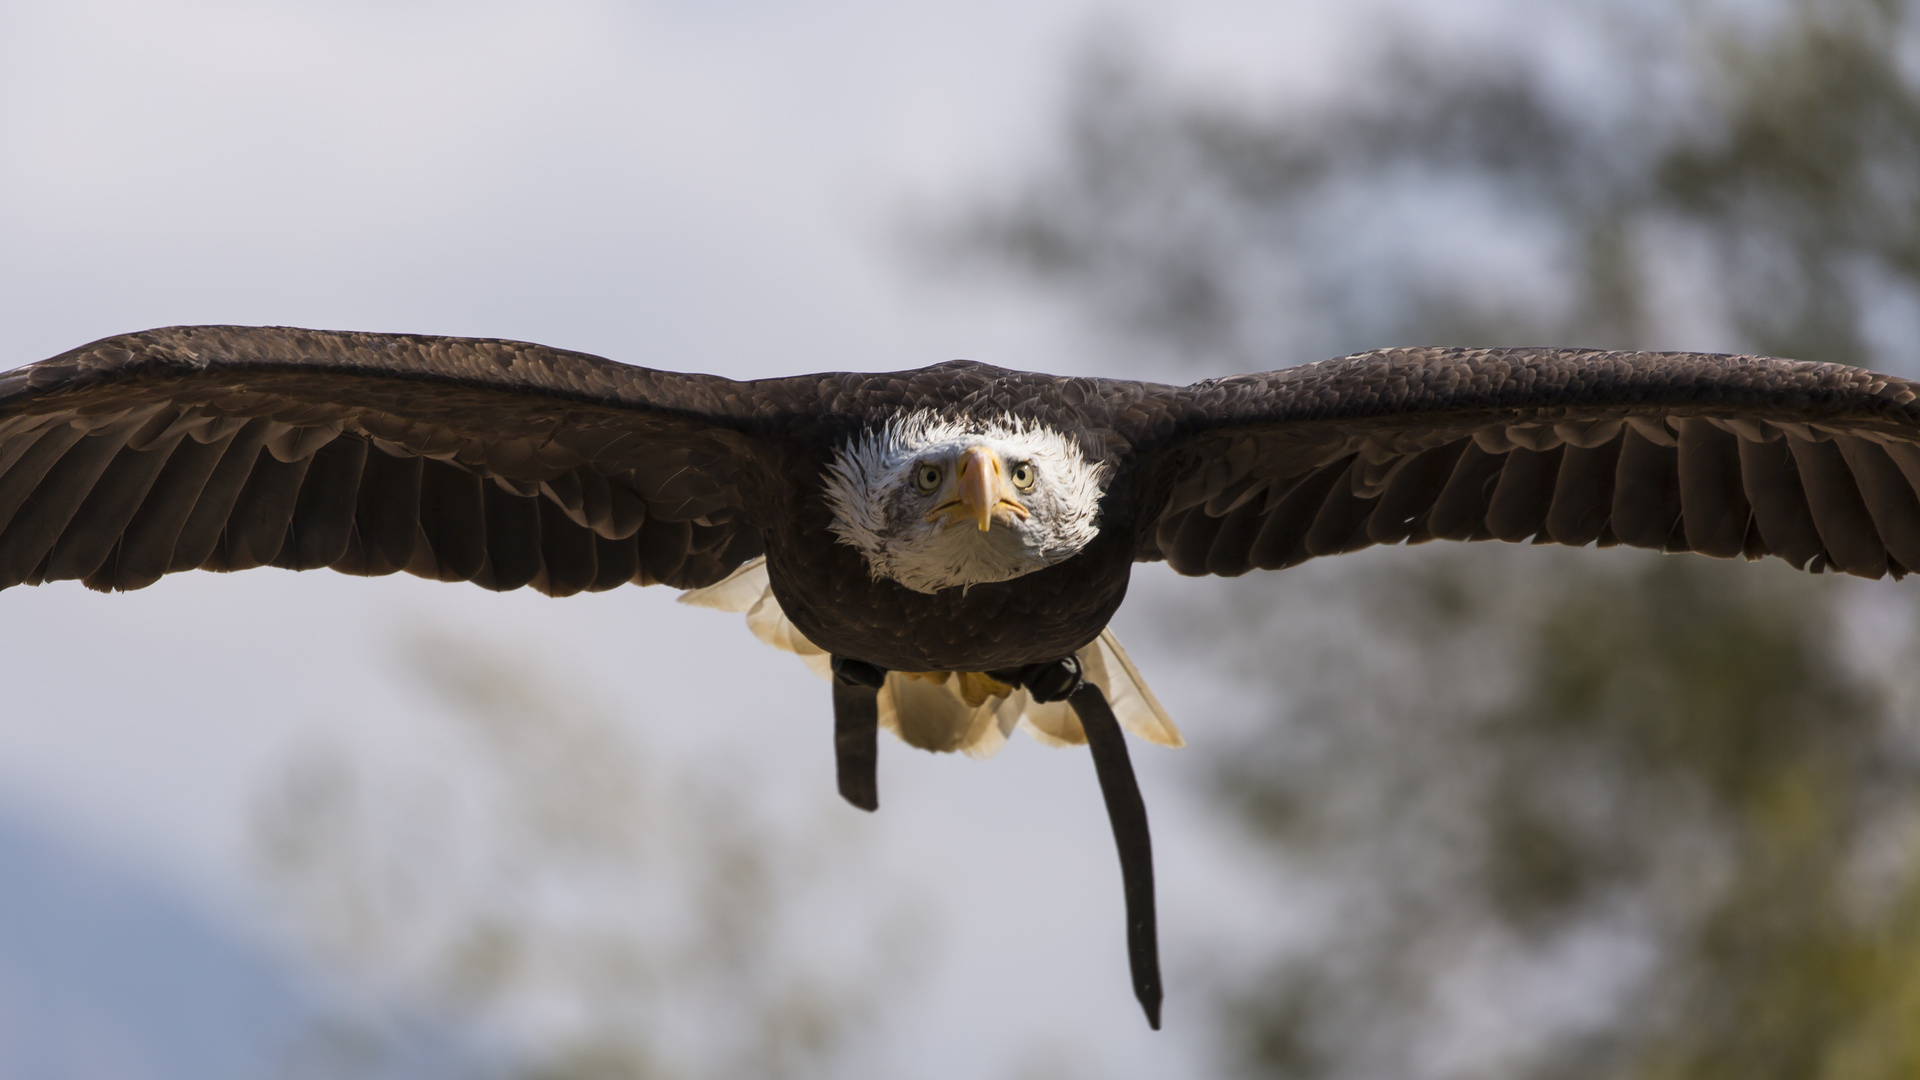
[1135,347,1920,579]
[0,325,775,594]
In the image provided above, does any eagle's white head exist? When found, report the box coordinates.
[822,411,1108,594]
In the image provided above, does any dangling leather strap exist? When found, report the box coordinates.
[991,656,1163,1029]
[830,656,884,812]
[1070,679,1164,1030]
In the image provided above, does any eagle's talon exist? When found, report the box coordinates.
[988,656,1084,703]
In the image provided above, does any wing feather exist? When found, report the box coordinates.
[170,420,289,572]
[1835,436,1920,573]
[1247,459,1352,570]
[635,515,693,585]
[591,532,641,591]
[1165,503,1226,576]
[0,425,88,534]
[108,429,242,589]
[1426,442,1505,542]
[221,443,314,568]
[44,433,188,582]
[1609,428,1683,551]
[1736,437,1825,570]
[1787,436,1885,577]
[1543,439,1622,547]
[418,461,487,583]
[348,449,423,575]
[1302,459,1380,557]
[1675,419,1750,558]
[0,325,778,597]
[1365,442,1465,544]
[476,481,543,591]
[537,497,600,598]
[1134,346,1920,581]
[217,450,313,571]
[0,428,131,586]
[1205,495,1267,576]
[281,436,368,570]
[1484,446,1561,542]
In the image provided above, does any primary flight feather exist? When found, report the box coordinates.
[9,324,1920,1027]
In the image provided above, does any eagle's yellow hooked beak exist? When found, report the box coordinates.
[946,445,1030,532]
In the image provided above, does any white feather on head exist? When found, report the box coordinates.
[820,410,1107,595]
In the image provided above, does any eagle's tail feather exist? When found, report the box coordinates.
[674,555,771,613]
[1087,629,1184,749]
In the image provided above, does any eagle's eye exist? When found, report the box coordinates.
[1010,461,1036,491]
[914,463,942,494]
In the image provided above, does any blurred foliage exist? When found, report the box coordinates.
[1199,550,1920,1079]
[939,0,1920,375]
[936,0,1920,1077]
[251,630,918,1080]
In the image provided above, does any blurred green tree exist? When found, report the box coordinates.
[934,0,1920,1076]
[943,0,1920,374]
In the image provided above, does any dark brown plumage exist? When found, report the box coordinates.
[14,327,1920,662]
[11,324,1920,1028]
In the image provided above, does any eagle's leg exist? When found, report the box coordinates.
[830,656,886,812]
[994,656,1164,1030]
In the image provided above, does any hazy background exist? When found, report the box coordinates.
[7,1,1920,1077]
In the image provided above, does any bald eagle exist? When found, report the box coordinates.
[10,325,1920,1027]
